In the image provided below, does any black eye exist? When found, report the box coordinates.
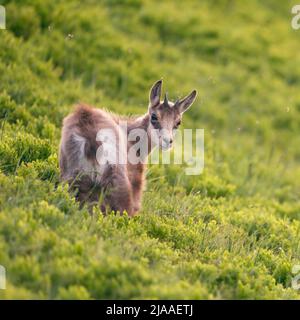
[151,113,158,124]
[174,120,181,129]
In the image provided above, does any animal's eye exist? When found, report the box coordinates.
[174,121,181,128]
[151,113,158,124]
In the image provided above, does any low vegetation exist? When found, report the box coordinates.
[0,0,300,299]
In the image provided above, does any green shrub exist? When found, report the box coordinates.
[0,0,300,299]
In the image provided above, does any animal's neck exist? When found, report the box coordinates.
[127,113,154,160]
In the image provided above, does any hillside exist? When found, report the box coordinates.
[0,0,300,299]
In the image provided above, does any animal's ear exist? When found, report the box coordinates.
[175,90,197,114]
[149,79,162,108]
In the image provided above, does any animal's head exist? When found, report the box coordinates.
[148,79,197,150]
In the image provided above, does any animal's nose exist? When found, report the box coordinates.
[163,137,173,144]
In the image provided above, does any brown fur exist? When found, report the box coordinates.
[59,80,197,216]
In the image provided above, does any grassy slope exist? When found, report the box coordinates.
[0,0,300,299]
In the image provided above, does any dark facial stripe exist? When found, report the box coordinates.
[151,120,161,130]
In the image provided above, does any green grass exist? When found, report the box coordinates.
[0,0,300,299]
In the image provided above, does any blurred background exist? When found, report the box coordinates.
[0,0,300,299]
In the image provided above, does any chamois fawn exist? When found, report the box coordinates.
[59,80,197,216]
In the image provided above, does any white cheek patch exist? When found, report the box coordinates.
[149,125,160,146]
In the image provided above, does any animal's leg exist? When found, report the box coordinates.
[127,164,145,215]
[68,173,101,210]
[131,180,143,214]
[102,166,134,216]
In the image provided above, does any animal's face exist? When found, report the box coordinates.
[148,80,197,150]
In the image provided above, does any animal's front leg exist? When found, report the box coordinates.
[130,179,144,214]
[127,164,145,215]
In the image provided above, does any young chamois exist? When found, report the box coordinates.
[59,80,197,216]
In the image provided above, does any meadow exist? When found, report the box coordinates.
[0,0,300,299]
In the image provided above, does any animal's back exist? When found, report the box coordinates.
[59,104,120,182]
[59,104,135,213]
